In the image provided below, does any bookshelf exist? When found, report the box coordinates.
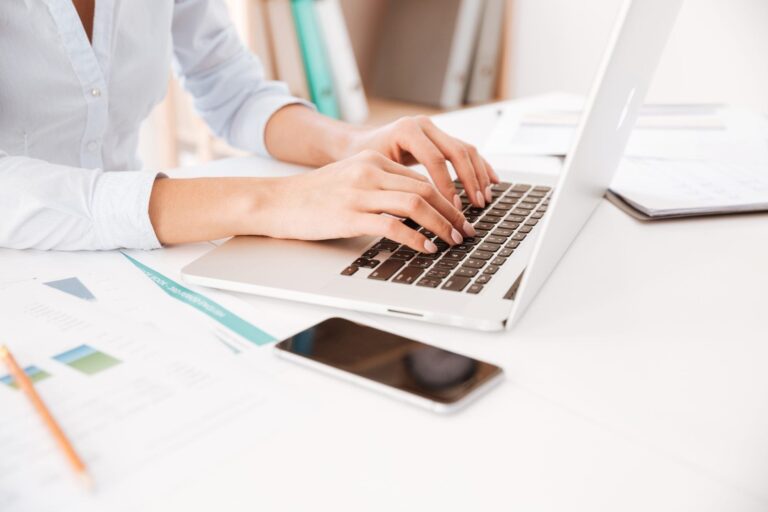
[143,0,514,170]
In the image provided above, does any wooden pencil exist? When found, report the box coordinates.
[0,345,92,489]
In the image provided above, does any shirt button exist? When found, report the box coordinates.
[91,87,101,97]
[87,140,99,152]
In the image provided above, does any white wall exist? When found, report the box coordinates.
[510,0,768,112]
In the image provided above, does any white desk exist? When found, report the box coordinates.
[2,98,767,511]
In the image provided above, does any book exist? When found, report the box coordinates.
[265,0,310,99]
[313,0,369,123]
[291,0,340,118]
[466,0,505,105]
[373,0,484,109]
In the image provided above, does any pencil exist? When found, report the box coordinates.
[0,345,92,490]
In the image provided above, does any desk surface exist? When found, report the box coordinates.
[2,98,767,511]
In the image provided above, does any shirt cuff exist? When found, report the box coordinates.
[92,170,164,250]
[229,94,316,157]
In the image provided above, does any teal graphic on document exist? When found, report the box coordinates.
[121,253,274,346]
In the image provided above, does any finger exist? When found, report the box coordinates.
[354,213,437,254]
[372,171,476,237]
[375,157,430,183]
[395,126,462,209]
[358,191,464,248]
[467,145,493,204]
[483,156,500,184]
[418,120,486,208]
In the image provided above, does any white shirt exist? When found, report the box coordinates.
[0,0,307,250]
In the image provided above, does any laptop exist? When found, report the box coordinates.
[182,0,683,331]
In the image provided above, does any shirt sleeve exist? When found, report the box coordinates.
[172,0,314,157]
[0,151,163,251]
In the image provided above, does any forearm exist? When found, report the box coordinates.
[148,177,274,245]
[264,104,363,167]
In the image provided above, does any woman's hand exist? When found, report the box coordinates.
[247,150,476,253]
[341,116,500,209]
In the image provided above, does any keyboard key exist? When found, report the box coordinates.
[404,218,420,229]
[410,257,433,268]
[455,267,478,278]
[393,266,424,285]
[512,184,531,192]
[506,215,525,223]
[492,182,512,191]
[436,259,459,269]
[471,250,494,260]
[512,208,530,216]
[497,197,517,205]
[492,257,507,266]
[390,250,415,260]
[499,248,514,257]
[462,258,486,269]
[419,228,436,239]
[526,190,546,198]
[462,236,481,245]
[368,259,404,281]
[505,240,521,249]
[491,228,514,237]
[492,202,513,211]
[515,203,534,211]
[443,250,467,261]
[353,258,380,268]
[341,265,358,276]
[488,208,508,217]
[531,212,544,219]
[416,278,441,288]
[434,240,450,251]
[467,283,484,294]
[525,219,538,227]
[453,243,473,252]
[474,230,489,238]
[467,207,486,216]
[480,215,502,225]
[486,235,506,244]
[538,206,548,212]
[362,249,379,259]
[475,274,492,284]
[499,221,520,230]
[373,241,399,252]
[426,268,450,279]
[474,222,495,231]
[483,265,500,275]
[511,233,527,241]
[442,276,471,292]
[533,186,551,192]
[519,225,532,233]
[478,242,501,253]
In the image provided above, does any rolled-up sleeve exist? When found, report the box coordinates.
[172,0,314,157]
[0,152,162,251]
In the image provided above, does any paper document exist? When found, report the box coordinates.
[485,103,768,163]
[0,281,278,512]
[610,158,768,217]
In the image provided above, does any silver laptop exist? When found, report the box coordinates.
[182,0,683,331]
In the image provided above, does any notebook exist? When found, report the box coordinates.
[291,0,340,118]
[266,0,310,99]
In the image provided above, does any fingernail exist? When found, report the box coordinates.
[485,185,493,203]
[424,240,438,253]
[463,221,476,237]
[450,228,463,245]
[475,191,485,207]
[452,194,462,210]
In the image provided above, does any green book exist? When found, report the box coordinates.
[291,0,340,118]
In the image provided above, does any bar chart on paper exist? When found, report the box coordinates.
[53,345,121,375]
[0,365,51,389]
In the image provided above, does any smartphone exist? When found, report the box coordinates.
[274,318,504,413]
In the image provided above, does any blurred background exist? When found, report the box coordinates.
[138,0,768,172]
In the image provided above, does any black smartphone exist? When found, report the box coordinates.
[274,318,504,413]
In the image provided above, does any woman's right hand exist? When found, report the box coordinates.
[247,150,476,253]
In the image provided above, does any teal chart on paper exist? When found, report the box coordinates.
[122,253,275,347]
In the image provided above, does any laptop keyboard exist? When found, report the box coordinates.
[340,181,551,294]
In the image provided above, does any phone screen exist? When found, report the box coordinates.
[275,318,502,405]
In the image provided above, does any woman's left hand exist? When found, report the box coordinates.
[341,116,500,210]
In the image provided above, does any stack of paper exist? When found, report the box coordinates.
[484,95,768,219]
